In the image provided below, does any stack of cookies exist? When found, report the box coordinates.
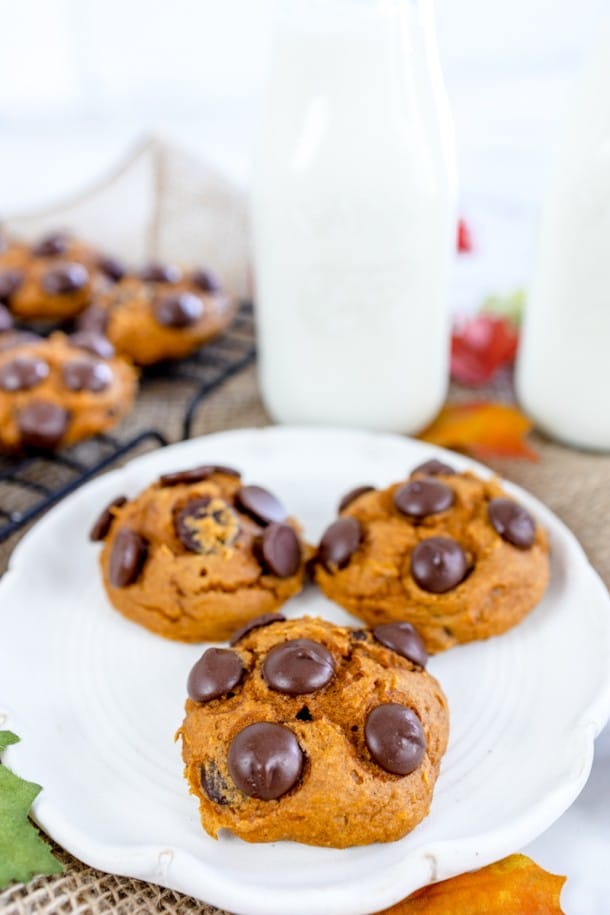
[90,455,550,849]
[0,229,236,453]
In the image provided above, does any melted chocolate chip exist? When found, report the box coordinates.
[263,638,335,695]
[62,358,113,393]
[0,304,12,333]
[17,402,69,450]
[229,612,286,646]
[228,722,304,800]
[97,255,126,282]
[109,529,148,587]
[175,496,240,554]
[236,485,287,526]
[89,495,127,541]
[159,464,240,487]
[187,648,244,703]
[411,536,469,593]
[318,516,362,571]
[32,232,69,257]
[258,524,301,577]
[488,498,536,549]
[338,485,375,513]
[0,268,24,303]
[394,479,454,520]
[191,268,221,293]
[42,263,89,295]
[295,705,313,721]
[373,622,428,668]
[200,762,230,805]
[68,331,115,359]
[0,356,49,392]
[365,703,426,775]
[411,458,455,476]
[78,305,109,335]
[153,291,204,328]
[140,262,181,284]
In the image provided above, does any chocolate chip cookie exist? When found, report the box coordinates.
[94,466,310,641]
[0,231,121,321]
[314,458,550,653]
[178,616,449,847]
[0,331,137,453]
[79,263,235,365]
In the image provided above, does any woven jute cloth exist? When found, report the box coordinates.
[1,361,609,915]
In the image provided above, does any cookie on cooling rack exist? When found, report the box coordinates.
[93,465,310,641]
[178,615,448,847]
[79,263,235,365]
[0,230,122,321]
[313,458,550,654]
[0,330,137,452]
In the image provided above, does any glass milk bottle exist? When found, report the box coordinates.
[252,0,457,432]
[516,16,610,450]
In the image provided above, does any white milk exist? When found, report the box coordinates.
[252,0,457,432]
[516,17,610,450]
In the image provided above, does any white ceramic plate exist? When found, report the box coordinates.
[1,427,610,915]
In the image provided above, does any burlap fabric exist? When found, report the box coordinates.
[1,360,609,915]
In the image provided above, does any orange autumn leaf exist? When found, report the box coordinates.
[376,854,566,915]
[418,401,538,461]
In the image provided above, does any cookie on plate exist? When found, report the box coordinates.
[0,330,137,453]
[79,263,235,365]
[0,231,121,321]
[314,458,550,653]
[178,615,449,847]
[93,466,309,641]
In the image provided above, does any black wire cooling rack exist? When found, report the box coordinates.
[0,301,257,543]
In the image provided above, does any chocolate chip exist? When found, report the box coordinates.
[0,304,12,333]
[42,263,89,295]
[263,638,335,695]
[159,464,240,487]
[351,629,368,641]
[69,331,115,359]
[62,358,113,393]
[411,458,455,476]
[318,516,362,571]
[200,762,230,805]
[140,262,181,284]
[258,524,301,577]
[32,232,69,257]
[373,622,428,668]
[295,705,312,721]
[365,703,426,775]
[0,268,24,303]
[229,612,286,646]
[175,496,240,554]
[191,268,221,293]
[89,495,127,541]
[338,485,375,513]
[78,305,109,335]
[109,528,148,587]
[394,479,454,519]
[17,402,70,450]
[187,647,244,703]
[236,485,287,526]
[488,498,536,549]
[0,356,49,392]
[228,722,304,800]
[97,255,126,282]
[153,291,204,328]
[411,536,469,593]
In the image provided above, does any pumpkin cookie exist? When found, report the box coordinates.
[79,263,235,365]
[0,231,121,320]
[178,615,449,847]
[94,466,309,641]
[0,330,137,453]
[314,458,550,653]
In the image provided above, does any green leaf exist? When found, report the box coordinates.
[481,288,526,326]
[0,731,63,888]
